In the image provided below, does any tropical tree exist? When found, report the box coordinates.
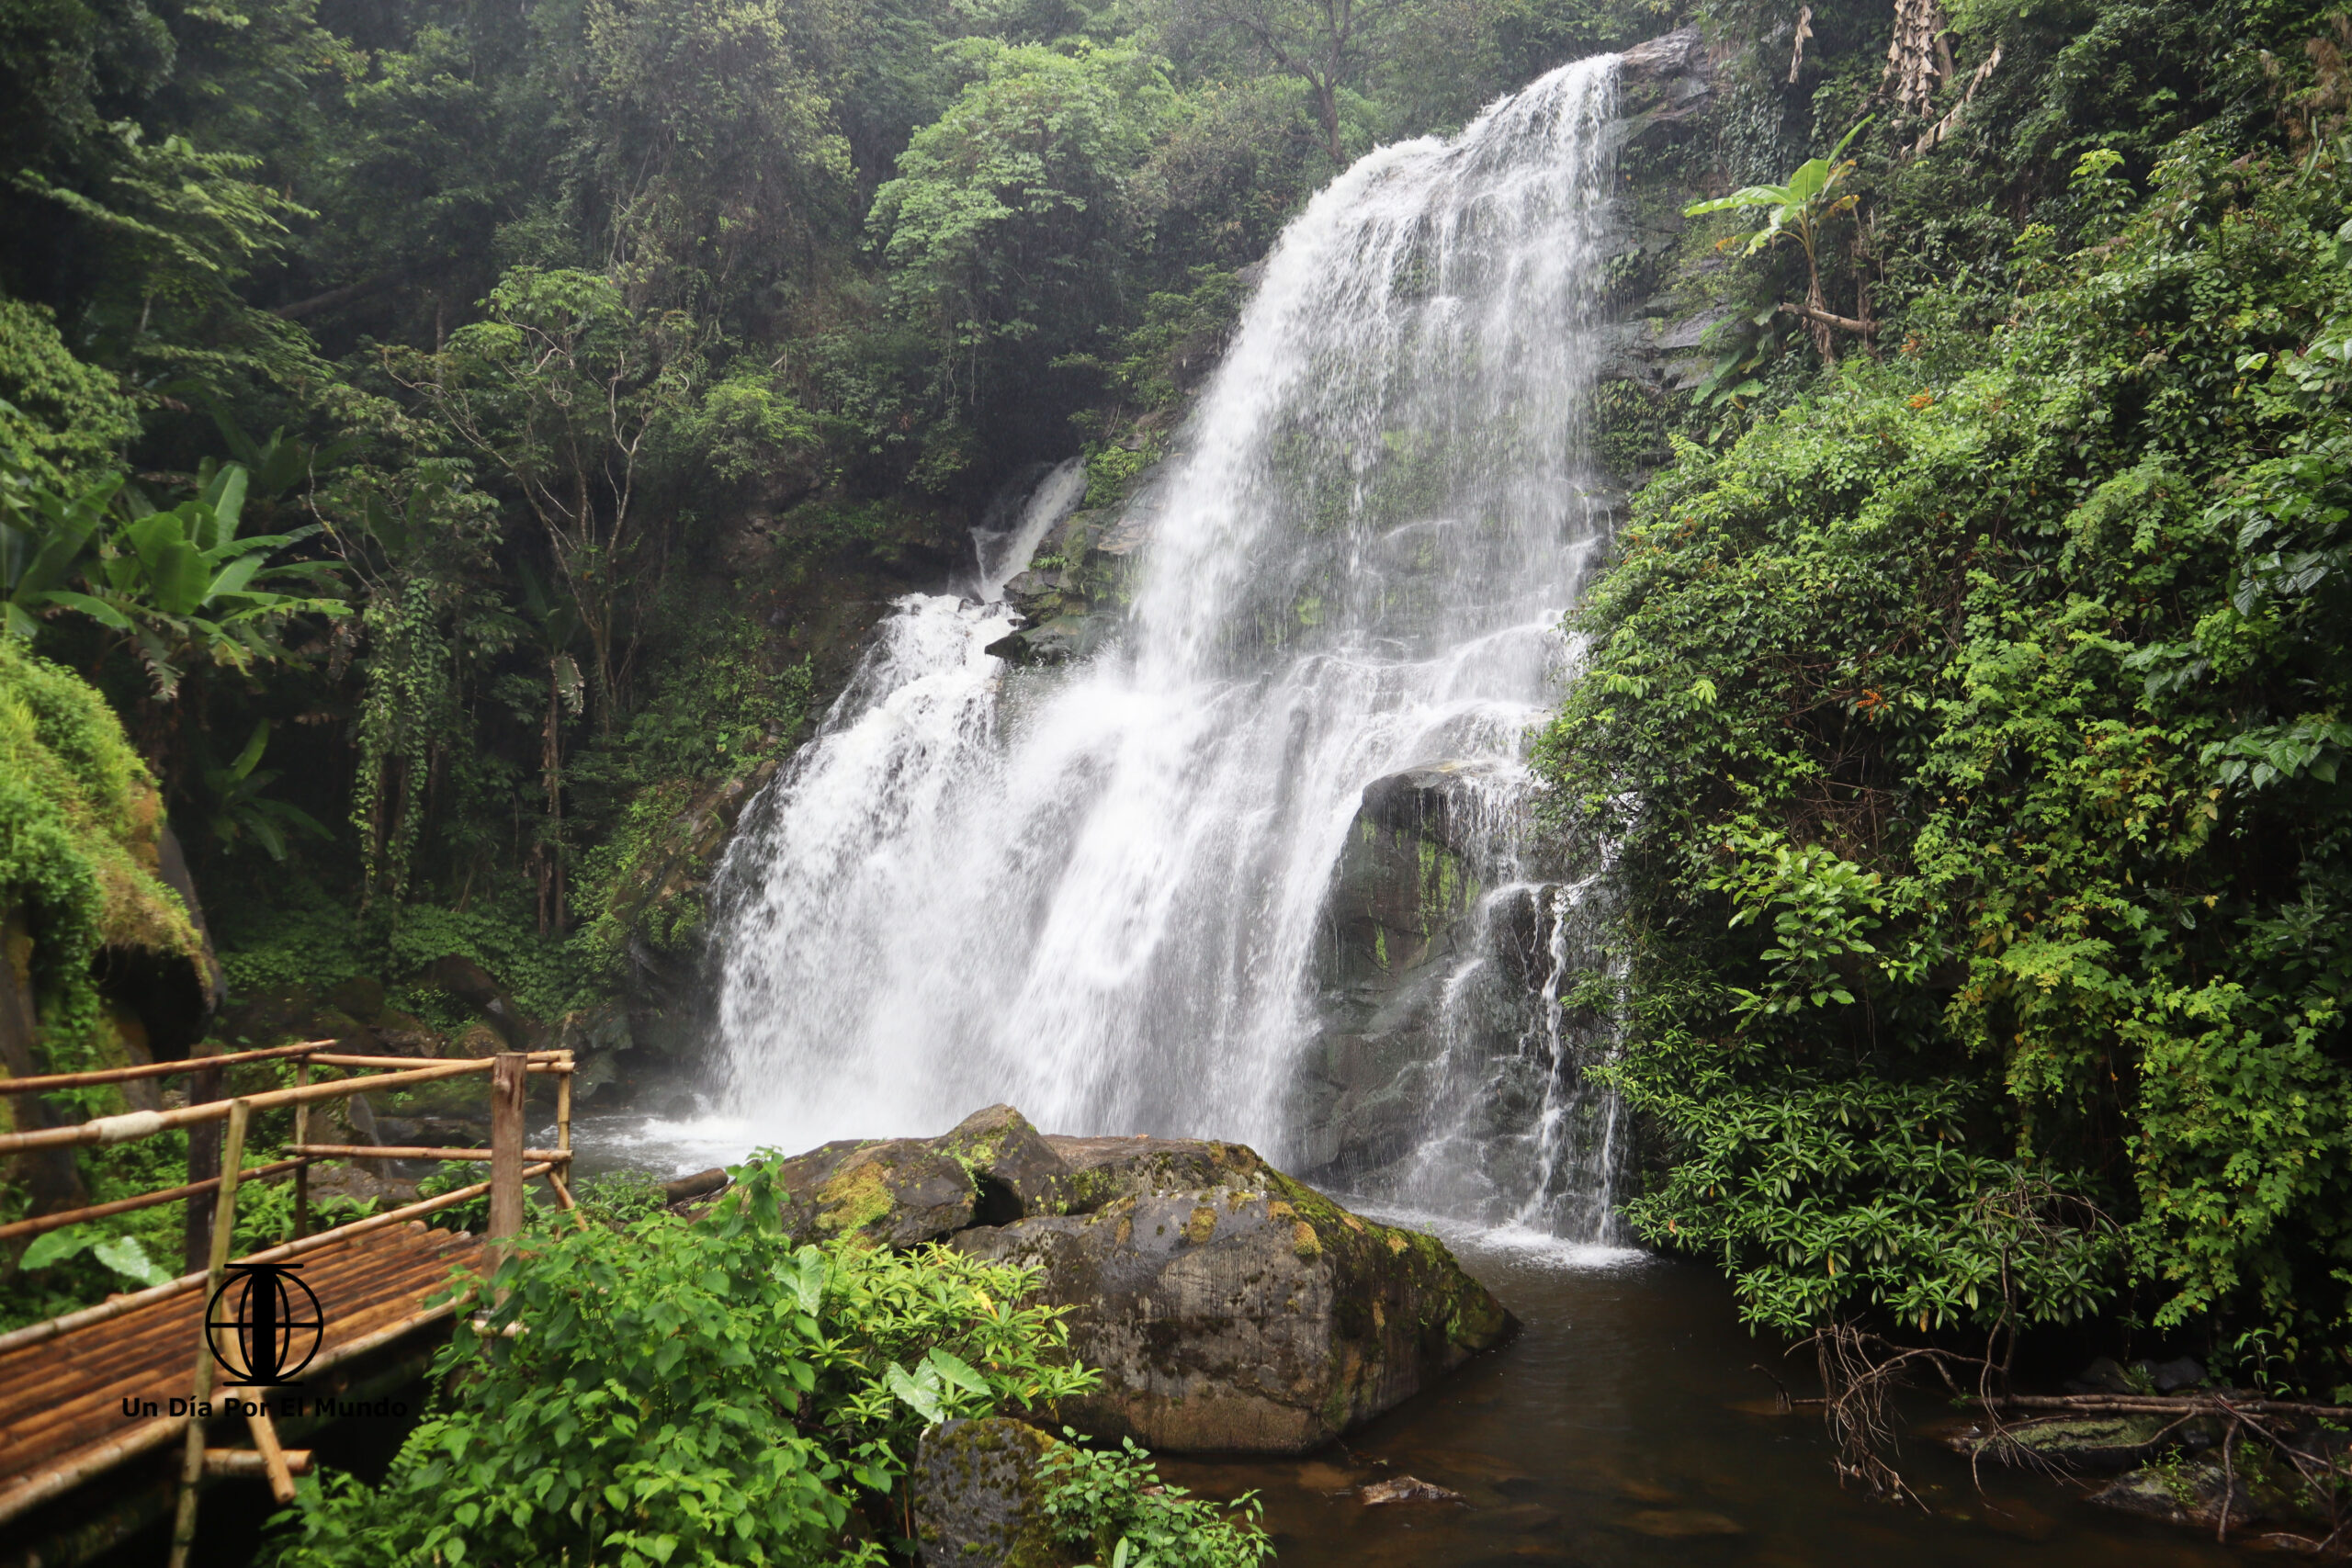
[0,464,116,637]
[1181,0,1396,163]
[199,721,332,861]
[871,40,1170,475]
[1685,120,1871,359]
[390,266,699,730]
[2,462,345,701]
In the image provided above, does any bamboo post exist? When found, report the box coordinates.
[205,1448,312,1480]
[182,1047,224,1276]
[548,1050,585,1223]
[292,1058,311,1239]
[486,1053,526,1296]
[243,1403,297,1505]
[168,1097,249,1568]
[556,1050,571,1165]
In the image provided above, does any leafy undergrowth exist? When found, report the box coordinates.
[263,1159,1272,1567]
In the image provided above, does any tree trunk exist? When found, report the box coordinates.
[1316,79,1342,164]
[537,660,562,937]
[1804,274,1837,363]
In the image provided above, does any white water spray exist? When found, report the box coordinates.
[709,55,1624,1235]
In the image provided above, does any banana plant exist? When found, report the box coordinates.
[205,402,357,505]
[1685,119,1872,355]
[201,719,332,859]
[53,461,347,697]
[0,467,122,637]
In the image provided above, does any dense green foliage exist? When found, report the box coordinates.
[1543,0,2352,1393]
[264,1160,1268,1568]
[0,0,1667,1080]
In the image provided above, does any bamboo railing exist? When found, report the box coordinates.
[0,1039,576,1565]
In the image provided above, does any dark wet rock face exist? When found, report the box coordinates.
[1289,759,1569,1188]
[756,1108,1514,1454]
[910,1417,1077,1568]
[940,1102,1073,1222]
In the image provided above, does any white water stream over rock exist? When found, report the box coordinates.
[707,54,1624,1239]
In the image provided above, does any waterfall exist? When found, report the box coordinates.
[708,55,1623,1236]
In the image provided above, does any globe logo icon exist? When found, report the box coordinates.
[206,1264,324,1386]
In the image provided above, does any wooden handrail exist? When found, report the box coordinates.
[0,1041,332,1095]
[309,1051,571,1069]
[288,1144,573,1162]
[0,1157,311,1243]
[0,1057,492,1156]
[0,1043,571,1097]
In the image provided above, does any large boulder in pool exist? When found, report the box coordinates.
[954,1134,1515,1454]
[757,1107,1514,1453]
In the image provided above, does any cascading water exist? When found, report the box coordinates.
[708,54,1625,1238]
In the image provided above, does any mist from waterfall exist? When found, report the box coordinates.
[707,54,1623,1237]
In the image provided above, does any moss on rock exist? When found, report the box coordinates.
[0,640,201,1076]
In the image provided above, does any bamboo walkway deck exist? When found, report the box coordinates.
[0,1221,482,1528]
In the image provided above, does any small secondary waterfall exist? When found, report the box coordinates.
[710,55,1623,1237]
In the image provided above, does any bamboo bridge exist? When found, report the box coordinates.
[0,1043,579,1566]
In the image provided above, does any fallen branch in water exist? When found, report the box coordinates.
[1784,1327,2352,1552]
[1984,1393,2352,1421]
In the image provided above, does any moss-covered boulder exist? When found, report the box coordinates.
[2087,1456,2252,1530]
[756,1107,1511,1452]
[939,1103,1073,1222]
[771,1135,980,1247]
[768,1104,1072,1246]
[956,1134,1515,1454]
[910,1416,1079,1568]
[1,642,210,1213]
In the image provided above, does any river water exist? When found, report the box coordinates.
[1152,1228,2242,1568]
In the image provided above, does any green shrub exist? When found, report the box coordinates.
[263,1159,1104,1567]
[1041,1434,1272,1568]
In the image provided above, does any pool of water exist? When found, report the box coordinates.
[1153,1223,2240,1568]
[571,1114,2239,1567]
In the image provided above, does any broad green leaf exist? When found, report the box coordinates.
[20,1227,96,1269]
[92,1235,172,1288]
